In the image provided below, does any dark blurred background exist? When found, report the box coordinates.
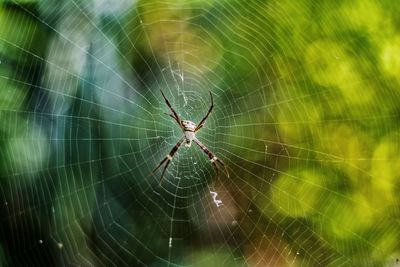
[1,0,400,266]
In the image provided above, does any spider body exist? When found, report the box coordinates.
[181,120,196,147]
[152,90,229,185]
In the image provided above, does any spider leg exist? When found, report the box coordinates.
[151,137,185,185]
[216,158,229,178]
[193,138,229,178]
[211,161,220,179]
[160,90,182,127]
[164,112,177,120]
[195,91,214,132]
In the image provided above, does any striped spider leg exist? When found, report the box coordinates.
[152,90,229,185]
[151,137,185,185]
[193,138,229,179]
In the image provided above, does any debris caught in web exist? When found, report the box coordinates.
[210,190,223,207]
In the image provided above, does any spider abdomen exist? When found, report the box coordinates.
[182,120,196,131]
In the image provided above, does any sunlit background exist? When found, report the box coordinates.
[1,0,400,266]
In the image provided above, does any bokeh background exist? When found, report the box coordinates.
[1,0,400,266]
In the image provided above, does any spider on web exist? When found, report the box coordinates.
[152,90,229,185]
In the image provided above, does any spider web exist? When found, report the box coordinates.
[1,0,400,266]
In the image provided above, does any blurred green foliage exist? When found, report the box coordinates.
[1,0,400,266]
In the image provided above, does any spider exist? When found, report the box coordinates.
[152,90,229,185]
